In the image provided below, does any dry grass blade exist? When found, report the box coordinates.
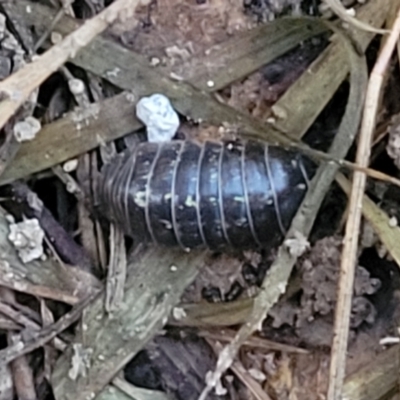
[97,384,141,400]
[105,224,127,312]
[171,298,254,327]
[322,0,388,34]
[341,163,400,188]
[273,0,389,138]
[0,275,79,305]
[0,92,138,186]
[0,0,143,132]
[327,8,400,400]
[336,173,400,267]
[0,291,99,365]
[0,300,67,351]
[199,329,308,354]
[77,153,100,267]
[176,18,327,91]
[99,380,172,400]
[231,361,273,400]
[0,314,20,330]
[112,377,171,400]
[342,345,399,400]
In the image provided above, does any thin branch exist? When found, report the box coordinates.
[327,7,400,400]
[0,288,37,400]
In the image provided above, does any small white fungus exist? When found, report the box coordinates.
[136,93,180,143]
[8,218,45,263]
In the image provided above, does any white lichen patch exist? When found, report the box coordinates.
[68,343,93,380]
[13,116,41,142]
[8,218,45,263]
[284,231,310,257]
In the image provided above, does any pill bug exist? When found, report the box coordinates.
[96,139,315,251]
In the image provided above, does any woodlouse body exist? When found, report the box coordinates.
[97,139,314,250]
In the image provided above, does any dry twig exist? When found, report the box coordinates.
[0,300,67,351]
[0,0,146,132]
[0,288,37,400]
[0,291,99,365]
[327,7,400,400]
[198,329,308,354]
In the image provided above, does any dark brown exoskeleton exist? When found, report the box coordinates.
[95,139,315,251]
